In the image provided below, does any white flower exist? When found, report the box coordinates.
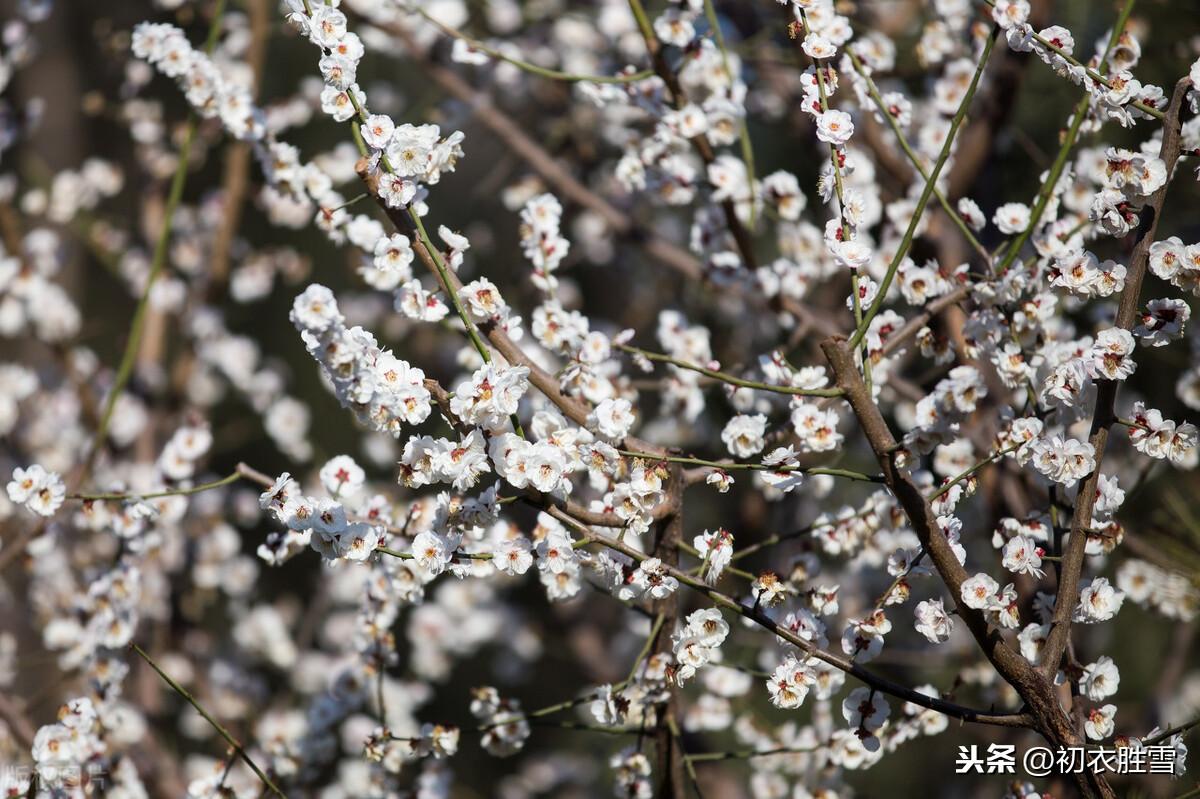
[371,233,414,280]
[460,277,509,321]
[842,687,890,751]
[591,397,635,440]
[842,613,890,662]
[412,531,453,576]
[318,53,356,89]
[7,464,47,504]
[992,202,1030,234]
[259,472,296,516]
[1031,436,1096,487]
[1093,473,1125,521]
[685,607,729,647]
[914,598,954,643]
[803,33,837,60]
[1041,359,1090,409]
[434,429,491,491]
[760,170,806,221]
[1074,577,1124,624]
[957,197,986,230]
[377,172,417,208]
[767,656,815,709]
[1127,403,1198,465]
[1148,237,1186,282]
[831,239,872,270]
[653,9,695,47]
[1088,327,1137,381]
[706,470,734,493]
[1051,250,1126,298]
[336,521,382,561]
[307,6,348,48]
[319,455,365,497]
[319,84,363,123]
[523,441,568,494]
[721,414,767,458]
[671,608,729,685]
[495,536,534,576]
[396,279,449,322]
[693,528,734,585]
[290,284,342,332]
[32,723,76,769]
[991,0,1030,29]
[1002,535,1044,578]
[1080,656,1120,700]
[628,557,679,600]
[1105,148,1166,198]
[960,573,999,610]
[7,464,64,517]
[450,364,529,430]
[791,402,843,451]
[1085,704,1116,740]
[361,113,394,150]
[1134,298,1189,346]
[1018,622,1049,662]
[815,110,855,145]
[386,123,440,178]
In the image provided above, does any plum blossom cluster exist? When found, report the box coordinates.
[991,0,1165,128]
[4,1,1200,798]
[520,193,571,293]
[257,466,385,564]
[6,462,65,517]
[290,284,433,437]
[131,21,262,139]
[284,1,463,210]
[672,608,730,685]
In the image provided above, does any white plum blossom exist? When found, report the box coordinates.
[1085,704,1117,741]
[720,414,767,458]
[1002,535,1045,578]
[10,3,1200,794]
[815,110,855,145]
[1075,577,1125,624]
[767,656,816,709]
[7,464,65,517]
[672,608,730,684]
[591,397,635,440]
[1030,436,1096,487]
[960,573,1000,610]
[993,202,1030,234]
[1081,656,1121,700]
[1088,328,1137,381]
[693,528,734,585]
[914,598,954,644]
[842,687,890,752]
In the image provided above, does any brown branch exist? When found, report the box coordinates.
[209,0,271,292]
[1038,76,1193,680]
[881,285,970,360]
[821,334,1113,798]
[822,337,1028,674]
[651,466,686,799]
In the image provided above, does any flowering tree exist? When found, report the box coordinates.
[1,0,1199,797]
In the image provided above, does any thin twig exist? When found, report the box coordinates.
[131,644,286,797]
